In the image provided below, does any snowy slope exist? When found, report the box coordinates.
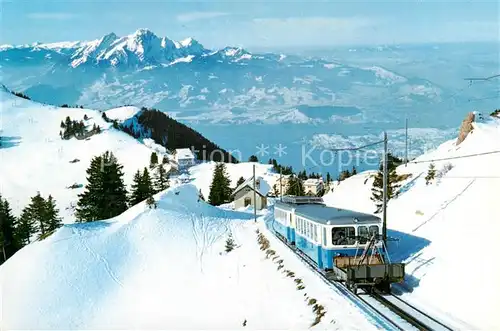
[1,185,378,330]
[323,118,500,330]
[0,91,159,221]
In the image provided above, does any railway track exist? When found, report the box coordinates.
[269,227,454,331]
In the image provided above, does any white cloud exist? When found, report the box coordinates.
[27,12,76,20]
[177,11,229,23]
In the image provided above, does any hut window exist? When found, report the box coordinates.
[332,227,356,246]
[244,197,251,207]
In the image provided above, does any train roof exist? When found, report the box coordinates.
[274,200,381,226]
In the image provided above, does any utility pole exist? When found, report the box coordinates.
[382,131,388,244]
[253,164,257,222]
[279,167,283,201]
[405,118,408,167]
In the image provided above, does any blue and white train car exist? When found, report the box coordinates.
[270,196,404,292]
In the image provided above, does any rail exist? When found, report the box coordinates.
[269,226,454,331]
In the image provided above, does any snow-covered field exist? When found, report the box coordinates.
[0,91,157,220]
[1,184,380,329]
[2,90,500,329]
[323,117,500,330]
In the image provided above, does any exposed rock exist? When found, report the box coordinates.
[456,112,475,145]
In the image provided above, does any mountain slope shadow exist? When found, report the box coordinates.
[0,136,21,149]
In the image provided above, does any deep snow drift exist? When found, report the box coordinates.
[1,185,379,330]
[323,117,500,330]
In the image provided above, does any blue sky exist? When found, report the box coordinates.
[1,0,498,50]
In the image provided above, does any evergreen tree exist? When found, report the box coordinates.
[129,170,144,205]
[225,233,236,252]
[337,169,351,182]
[28,192,48,236]
[352,166,357,175]
[236,176,245,188]
[0,195,20,262]
[285,175,305,196]
[102,112,108,121]
[84,114,89,120]
[153,163,170,193]
[76,151,128,222]
[150,152,159,168]
[129,168,154,205]
[326,172,331,184]
[60,120,66,129]
[17,206,38,245]
[208,163,232,205]
[142,167,154,197]
[248,155,259,162]
[370,155,402,213]
[44,195,62,233]
[162,156,168,164]
[425,163,436,185]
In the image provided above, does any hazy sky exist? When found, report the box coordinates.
[1,0,499,50]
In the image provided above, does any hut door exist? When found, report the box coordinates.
[244,197,251,207]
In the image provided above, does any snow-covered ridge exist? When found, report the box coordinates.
[0,28,254,68]
[323,116,500,330]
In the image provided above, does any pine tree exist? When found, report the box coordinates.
[370,156,402,213]
[102,112,108,121]
[142,167,154,197]
[236,176,245,188]
[76,151,128,222]
[0,195,20,262]
[425,163,436,185]
[285,175,305,196]
[28,192,48,237]
[129,170,144,206]
[84,114,89,120]
[208,163,232,205]
[153,164,170,193]
[352,166,357,175]
[17,206,38,245]
[248,155,259,162]
[44,195,62,233]
[129,168,154,205]
[326,172,331,184]
[150,152,158,168]
[225,233,236,252]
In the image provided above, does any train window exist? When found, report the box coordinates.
[369,225,379,238]
[358,226,368,244]
[314,225,318,242]
[323,227,327,246]
[332,227,356,246]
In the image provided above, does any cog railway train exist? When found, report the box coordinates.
[267,196,405,293]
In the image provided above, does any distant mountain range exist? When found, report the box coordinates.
[0,29,449,124]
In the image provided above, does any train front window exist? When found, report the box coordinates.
[332,227,356,246]
[369,225,379,238]
[358,226,368,244]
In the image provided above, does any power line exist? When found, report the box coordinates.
[409,150,500,164]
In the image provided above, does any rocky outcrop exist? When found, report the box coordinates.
[456,112,475,145]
